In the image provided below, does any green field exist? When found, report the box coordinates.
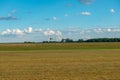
[0,42,120,51]
[0,43,120,80]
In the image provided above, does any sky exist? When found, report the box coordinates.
[0,0,120,42]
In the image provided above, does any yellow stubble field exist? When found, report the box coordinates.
[0,43,120,80]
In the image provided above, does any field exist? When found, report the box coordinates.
[0,42,120,80]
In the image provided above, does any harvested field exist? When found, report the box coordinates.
[0,43,120,80]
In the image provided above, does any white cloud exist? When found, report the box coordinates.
[53,16,58,21]
[1,27,120,42]
[13,29,24,35]
[110,9,115,13]
[80,30,84,34]
[85,36,92,39]
[43,29,62,41]
[44,29,56,36]
[35,28,43,32]
[88,28,120,33]
[93,28,103,33]
[107,28,112,32]
[1,27,63,38]
[112,28,120,32]
[24,27,33,33]
[56,31,62,41]
[56,31,62,36]
[81,12,91,16]
[1,27,33,36]
[1,29,24,36]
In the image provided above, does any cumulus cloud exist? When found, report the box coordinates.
[78,0,95,5]
[110,8,115,13]
[56,31,62,36]
[1,27,33,36]
[1,27,120,42]
[1,29,24,36]
[24,27,33,33]
[93,28,103,33]
[34,28,43,32]
[81,12,91,16]
[107,28,112,32]
[53,16,58,21]
[43,29,56,36]
[1,27,63,38]
[43,29,62,41]
[55,31,62,41]
[85,28,120,33]
[61,27,120,40]
[64,27,120,36]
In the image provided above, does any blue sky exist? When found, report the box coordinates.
[0,0,120,42]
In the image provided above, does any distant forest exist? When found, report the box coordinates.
[41,38,120,43]
[24,38,120,43]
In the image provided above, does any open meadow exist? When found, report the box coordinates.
[0,42,120,80]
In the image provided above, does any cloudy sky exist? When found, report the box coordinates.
[0,0,120,42]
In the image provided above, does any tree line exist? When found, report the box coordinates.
[42,38,120,43]
[61,38,120,43]
[24,38,120,43]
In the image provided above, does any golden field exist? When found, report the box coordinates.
[0,43,120,80]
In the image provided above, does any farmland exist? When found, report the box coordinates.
[0,42,120,51]
[0,42,120,80]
